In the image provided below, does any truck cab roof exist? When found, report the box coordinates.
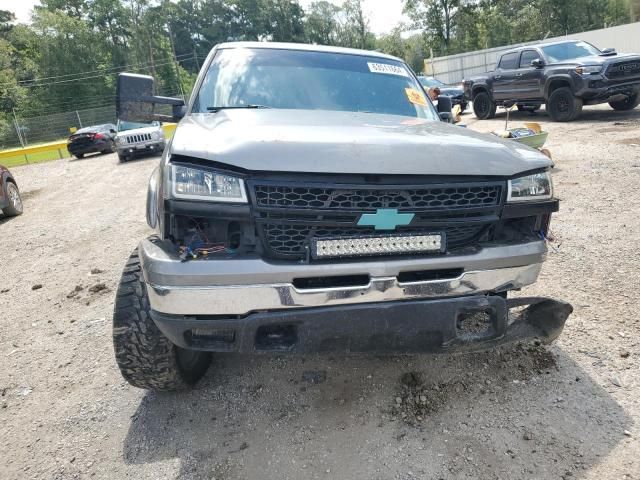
[214,41,403,62]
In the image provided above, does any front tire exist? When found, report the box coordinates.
[2,181,23,216]
[113,249,211,390]
[472,91,497,120]
[74,153,84,159]
[547,87,583,122]
[102,140,116,154]
[117,153,127,162]
[609,93,640,111]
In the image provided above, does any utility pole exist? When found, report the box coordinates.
[193,48,200,71]
[167,23,186,101]
[12,108,25,148]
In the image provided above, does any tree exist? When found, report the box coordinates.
[304,1,341,45]
[403,0,461,53]
[264,0,306,42]
[606,0,632,25]
[335,0,374,49]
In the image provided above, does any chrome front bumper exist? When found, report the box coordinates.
[139,238,546,316]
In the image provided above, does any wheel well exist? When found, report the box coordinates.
[471,86,488,100]
[546,79,571,99]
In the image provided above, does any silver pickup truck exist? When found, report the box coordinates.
[113,42,572,391]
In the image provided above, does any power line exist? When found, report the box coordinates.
[14,53,194,86]
[16,58,189,88]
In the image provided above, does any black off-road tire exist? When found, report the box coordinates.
[547,87,583,122]
[472,91,497,120]
[74,153,84,159]
[609,92,640,111]
[113,249,211,390]
[117,153,127,162]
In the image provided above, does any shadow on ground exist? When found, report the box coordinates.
[122,345,631,479]
[489,106,640,125]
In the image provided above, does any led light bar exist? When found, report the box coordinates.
[312,233,444,259]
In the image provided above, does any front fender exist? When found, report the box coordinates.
[146,166,161,230]
[544,73,577,99]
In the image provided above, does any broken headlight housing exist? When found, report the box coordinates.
[169,163,248,203]
[507,171,553,202]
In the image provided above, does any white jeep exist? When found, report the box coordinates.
[115,120,165,162]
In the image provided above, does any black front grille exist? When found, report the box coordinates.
[254,185,501,210]
[250,180,504,260]
[606,60,640,79]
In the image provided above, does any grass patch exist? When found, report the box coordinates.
[1,148,70,168]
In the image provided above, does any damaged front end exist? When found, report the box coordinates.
[149,294,573,354]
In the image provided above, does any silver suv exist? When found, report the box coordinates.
[115,120,165,162]
[112,42,572,391]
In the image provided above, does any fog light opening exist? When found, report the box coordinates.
[456,310,493,338]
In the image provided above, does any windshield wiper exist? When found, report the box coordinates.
[206,104,271,112]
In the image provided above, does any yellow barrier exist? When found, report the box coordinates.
[0,123,177,168]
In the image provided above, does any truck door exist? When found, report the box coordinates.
[515,50,545,100]
[492,52,520,101]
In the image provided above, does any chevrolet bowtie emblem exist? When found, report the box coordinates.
[357,209,415,230]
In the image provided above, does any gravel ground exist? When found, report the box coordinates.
[1,104,639,480]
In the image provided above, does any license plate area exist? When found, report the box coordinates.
[311,232,445,260]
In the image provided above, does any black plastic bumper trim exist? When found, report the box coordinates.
[501,199,559,219]
[150,295,572,354]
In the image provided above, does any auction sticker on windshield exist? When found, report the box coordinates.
[367,62,409,77]
[405,88,428,107]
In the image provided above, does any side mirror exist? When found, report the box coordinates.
[601,47,617,56]
[531,59,544,68]
[116,73,186,123]
[109,129,116,134]
[437,95,453,122]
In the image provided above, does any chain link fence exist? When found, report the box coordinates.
[1,105,117,149]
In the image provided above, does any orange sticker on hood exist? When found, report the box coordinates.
[405,88,428,107]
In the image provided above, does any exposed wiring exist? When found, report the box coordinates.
[178,222,236,262]
[539,230,561,253]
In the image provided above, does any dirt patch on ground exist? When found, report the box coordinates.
[1,105,639,479]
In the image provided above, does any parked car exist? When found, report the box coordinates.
[67,124,117,159]
[0,164,23,217]
[115,120,165,162]
[418,76,468,112]
[464,40,640,121]
[112,42,572,391]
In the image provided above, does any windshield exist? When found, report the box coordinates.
[117,120,159,132]
[193,48,438,120]
[419,77,444,88]
[542,41,601,63]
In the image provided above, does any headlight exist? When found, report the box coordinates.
[170,164,247,203]
[575,65,602,75]
[151,131,160,141]
[508,171,553,202]
[115,136,123,145]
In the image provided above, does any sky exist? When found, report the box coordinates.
[3,0,408,35]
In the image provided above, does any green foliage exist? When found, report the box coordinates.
[402,0,637,58]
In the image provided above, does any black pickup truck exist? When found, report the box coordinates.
[464,40,640,122]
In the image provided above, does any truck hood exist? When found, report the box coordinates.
[551,52,640,66]
[170,110,551,177]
